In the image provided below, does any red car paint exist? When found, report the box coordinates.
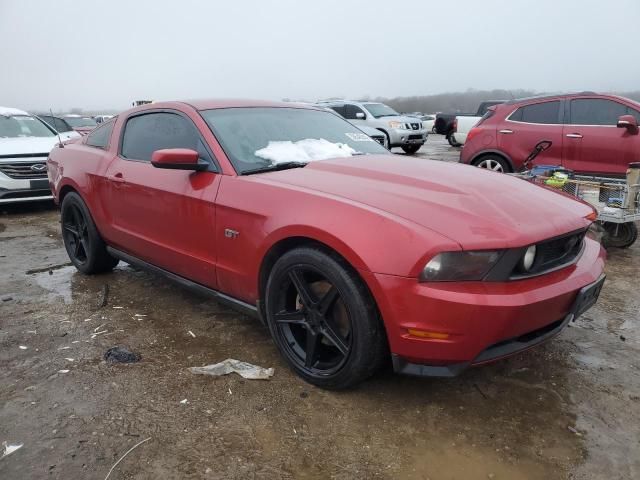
[47,100,606,373]
[460,93,640,175]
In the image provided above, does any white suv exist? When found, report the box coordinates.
[0,107,78,204]
[317,100,428,154]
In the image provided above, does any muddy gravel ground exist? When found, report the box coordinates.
[1,136,639,479]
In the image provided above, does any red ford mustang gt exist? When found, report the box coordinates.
[47,100,606,389]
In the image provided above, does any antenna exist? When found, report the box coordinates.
[50,108,64,148]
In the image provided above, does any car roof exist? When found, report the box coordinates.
[505,91,636,105]
[0,106,29,116]
[180,98,313,111]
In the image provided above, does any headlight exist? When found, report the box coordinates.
[517,245,537,273]
[420,251,503,282]
[389,121,408,130]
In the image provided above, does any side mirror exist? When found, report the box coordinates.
[617,115,639,134]
[355,112,365,119]
[151,148,207,171]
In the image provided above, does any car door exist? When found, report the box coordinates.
[562,98,640,175]
[499,100,564,167]
[103,110,221,288]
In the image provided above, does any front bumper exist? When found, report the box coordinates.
[0,175,52,204]
[363,237,606,375]
[388,128,428,147]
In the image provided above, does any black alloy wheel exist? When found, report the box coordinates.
[265,247,387,389]
[62,203,90,265]
[60,192,118,274]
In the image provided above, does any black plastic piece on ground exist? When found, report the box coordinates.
[104,346,141,364]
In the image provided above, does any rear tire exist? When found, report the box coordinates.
[602,222,638,249]
[61,192,118,274]
[447,134,461,147]
[401,144,421,155]
[264,247,387,389]
[472,155,510,173]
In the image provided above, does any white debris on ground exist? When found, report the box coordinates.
[1,442,23,460]
[189,359,274,380]
[255,138,356,164]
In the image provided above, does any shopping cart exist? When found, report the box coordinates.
[513,141,640,248]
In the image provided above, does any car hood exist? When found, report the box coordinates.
[0,136,60,156]
[257,155,594,250]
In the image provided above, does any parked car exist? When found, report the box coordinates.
[308,103,388,148]
[39,115,82,139]
[0,106,77,203]
[48,99,605,389]
[434,101,507,145]
[63,115,98,135]
[460,92,640,175]
[317,100,427,154]
[94,115,114,124]
[421,114,436,133]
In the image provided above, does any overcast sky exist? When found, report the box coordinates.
[1,0,638,111]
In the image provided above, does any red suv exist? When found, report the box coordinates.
[460,92,640,175]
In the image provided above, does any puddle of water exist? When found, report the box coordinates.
[33,266,75,304]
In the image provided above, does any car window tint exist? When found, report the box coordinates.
[329,105,347,117]
[570,99,628,125]
[344,104,365,120]
[86,121,114,149]
[511,101,560,124]
[121,112,199,161]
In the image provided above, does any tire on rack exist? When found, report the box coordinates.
[401,144,421,154]
[602,221,638,249]
[264,246,387,390]
[472,154,511,173]
[60,192,119,274]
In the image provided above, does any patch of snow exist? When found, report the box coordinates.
[255,138,356,164]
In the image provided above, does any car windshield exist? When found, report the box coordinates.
[363,103,399,118]
[200,107,389,174]
[65,117,97,128]
[0,115,55,138]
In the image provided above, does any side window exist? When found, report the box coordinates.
[121,112,199,161]
[570,99,628,125]
[344,105,365,120]
[329,105,347,118]
[86,121,114,149]
[510,101,560,124]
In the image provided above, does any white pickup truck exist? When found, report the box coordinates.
[449,101,506,146]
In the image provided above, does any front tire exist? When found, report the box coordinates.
[264,247,387,389]
[401,144,421,154]
[61,192,118,274]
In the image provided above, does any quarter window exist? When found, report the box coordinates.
[121,112,199,161]
[86,121,114,149]
[509,101,560,124]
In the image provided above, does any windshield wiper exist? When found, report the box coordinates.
[242,161,308,175]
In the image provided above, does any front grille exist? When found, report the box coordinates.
[410,123,420,130]
[408,134,423,140]
[0,161,48,179]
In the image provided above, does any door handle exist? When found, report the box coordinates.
[498,129,514,134]
[566,133,583,139]
[107,173,125,184]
